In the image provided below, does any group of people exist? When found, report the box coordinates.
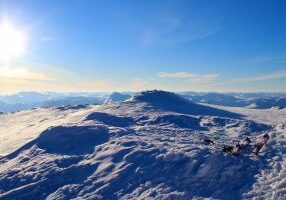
[205,133,270,157]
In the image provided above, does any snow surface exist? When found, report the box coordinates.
[0,90,285,199]
[104,92,132,104]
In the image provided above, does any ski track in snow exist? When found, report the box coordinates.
[0,90,285,199]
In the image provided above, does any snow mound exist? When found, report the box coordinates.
[37,126,110,155]
[146,114,206,130]
[10,125,110,156]
[131,90,242,118]
[56,104,88,111]
[246,103,258,109]
[104,92,131,104]
[201,116,270,133]
[85,112,134,127]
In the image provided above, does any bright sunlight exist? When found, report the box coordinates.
[0,20,27,62]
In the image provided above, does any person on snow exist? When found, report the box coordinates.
[204,139,215,145]
[252,133,269,155]
[222,137,251,155]
[232,137,251,155]
[205,134,269,157]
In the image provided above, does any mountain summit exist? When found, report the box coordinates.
[131,90,190,105]
[131,90,241,118]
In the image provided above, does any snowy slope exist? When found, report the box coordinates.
[104,92,132,104]
[0,90,285,199]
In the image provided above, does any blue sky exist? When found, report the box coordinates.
[0,0,286,94]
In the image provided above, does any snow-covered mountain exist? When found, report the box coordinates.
[42,96,103,107]
[2,91,286,113]
[104,92,132,104]
[0,92,109,113]
[180,92,286,109]
[0,90,285,199]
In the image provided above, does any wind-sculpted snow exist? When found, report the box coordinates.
[243,128,286,199]
[200,116,270,137]
[0,128,266,200]
[85,112,134,127]
[144,114,207,130]
[56,104,88,111]
[0,90,285,199]
[37,126,110,155]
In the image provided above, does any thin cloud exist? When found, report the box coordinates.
[40,36,60,42]
[229,70,286,83]
[158,72,197,78]
[82,79,115,91]
[127,78,150,91]
[157,71,219,80]
[202,74,219,79]
[156,71,219,91]
[142,16,221,46]
[0,66,54,81]
[244,55,286,65]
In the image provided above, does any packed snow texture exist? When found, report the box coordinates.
[0,90,286,199]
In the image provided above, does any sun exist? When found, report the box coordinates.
[0,21,27,62]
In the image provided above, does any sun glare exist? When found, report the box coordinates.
[0,21,27,62]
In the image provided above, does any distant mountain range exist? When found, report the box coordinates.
[0,92,109,113]
[0,91,285,113]
[179,92,286,109]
